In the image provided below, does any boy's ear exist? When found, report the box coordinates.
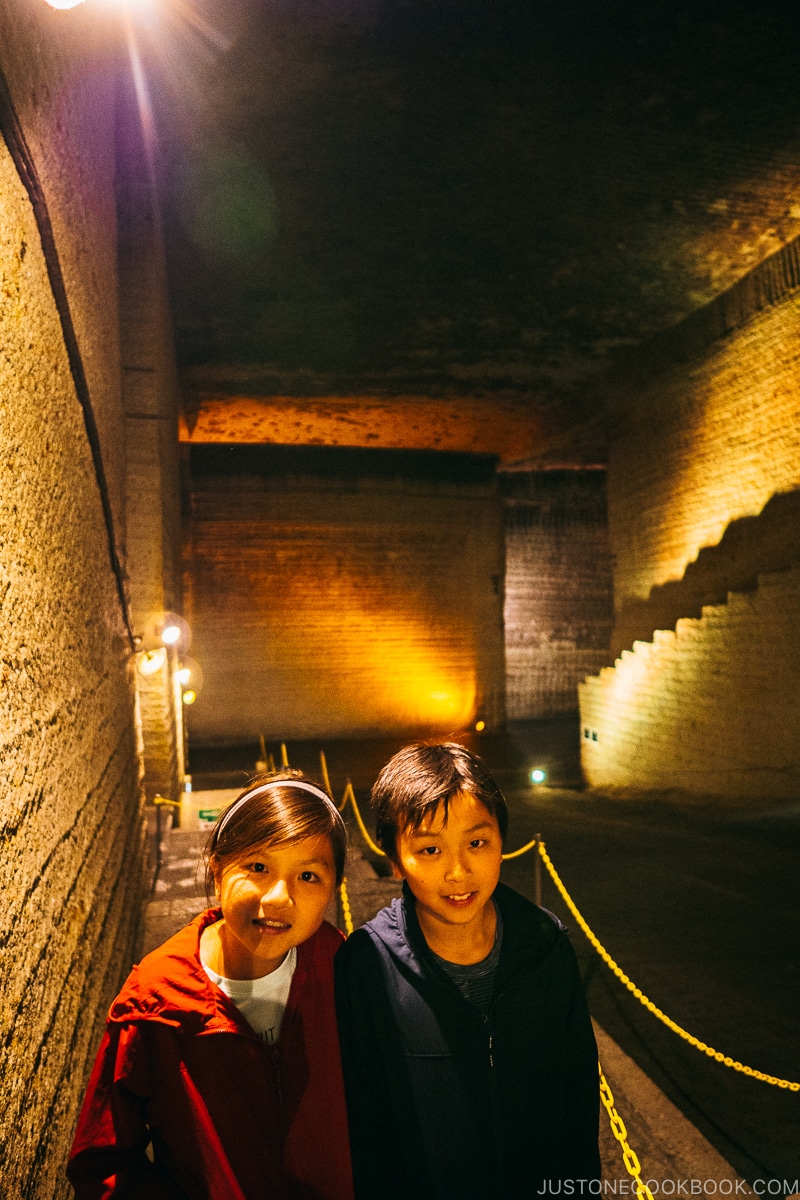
[390,858,405,881]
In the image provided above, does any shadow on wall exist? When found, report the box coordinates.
[612,487,800,657]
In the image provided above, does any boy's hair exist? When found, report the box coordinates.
[204,769,347,892]
[372,742,508,862]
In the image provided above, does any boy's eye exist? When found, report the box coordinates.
[250,862,266,873]
[299,870,320,883]
[419,845,441,856]
[469,838,487,849]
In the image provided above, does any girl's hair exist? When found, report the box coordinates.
[204,769,347,894]
[372,742,508,862]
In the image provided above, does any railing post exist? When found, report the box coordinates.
[534,833,542,907]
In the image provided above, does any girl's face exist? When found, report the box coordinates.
[212,834,336,979]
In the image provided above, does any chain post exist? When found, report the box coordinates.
[534,833,542,905]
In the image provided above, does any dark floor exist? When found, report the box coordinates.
[187,715,582,793]
[187,721,800,1186]
[501,787,800,1186]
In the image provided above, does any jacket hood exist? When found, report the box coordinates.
[109,909,345,1036]
[361,881,564,986]
[108,908,245,1035]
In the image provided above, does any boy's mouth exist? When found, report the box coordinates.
[253,917,292,931]
[443,891,477,905]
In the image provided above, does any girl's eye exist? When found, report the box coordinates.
[419,845,440,856]
[299,870,320,883]
[469,838,487,849]
[250,862,266,874]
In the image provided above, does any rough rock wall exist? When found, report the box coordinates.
[502,470,613,718]
[0,10,147,1195]
[0,0,127,540]
[184,446,505,741]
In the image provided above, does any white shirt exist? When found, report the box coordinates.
[201,947,297,1045]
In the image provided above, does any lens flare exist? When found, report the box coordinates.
[530,769,546,784]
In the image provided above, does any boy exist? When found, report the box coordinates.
[335,742,600,1200]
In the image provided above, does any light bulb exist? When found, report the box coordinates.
[137,647,167,676]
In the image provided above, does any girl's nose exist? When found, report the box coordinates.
[261,877,291,906]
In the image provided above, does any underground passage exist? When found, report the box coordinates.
[0,0,799,1195]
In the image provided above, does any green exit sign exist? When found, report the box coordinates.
[198,809,222,823]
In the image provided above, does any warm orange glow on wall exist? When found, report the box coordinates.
[187,571,478,738]
[179,392,545,463]
[610,300,800,607]
[183,480,502,740]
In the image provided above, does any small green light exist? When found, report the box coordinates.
[530,769,546,784]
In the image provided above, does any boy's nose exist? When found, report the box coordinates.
[443,856,469,881]
[261,877,291,906]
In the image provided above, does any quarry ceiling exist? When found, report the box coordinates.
[144,0,800,462]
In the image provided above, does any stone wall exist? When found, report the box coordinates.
[580,567,800,798]
[582,241,800,797]
[502,469,613,718]
[184,446,505,742]
[0,9,148,1195]
[608,249,800,636]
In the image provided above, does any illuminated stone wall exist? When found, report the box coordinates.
[580,566,800,797]
[0,9,149,1195]
[582,246,800,797]
[503,469,613,718]
[608,275,800,623]
[184,446,505,742]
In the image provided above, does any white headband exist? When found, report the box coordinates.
[213,780,336,843]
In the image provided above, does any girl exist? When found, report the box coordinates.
[68,771,354,1200]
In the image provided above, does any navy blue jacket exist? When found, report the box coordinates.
[335,882,600,1200]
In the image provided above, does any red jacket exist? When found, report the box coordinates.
[68,909,354,1200]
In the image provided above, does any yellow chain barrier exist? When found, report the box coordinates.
[339,876,355,937]
[319,750,333,799]
[340,782,386,856]
[599,1064,655,1198]
[500,833,542,860]
[537,840,800,1092]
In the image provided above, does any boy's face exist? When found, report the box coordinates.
[213,834,336,979]
[393,792,503,936]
